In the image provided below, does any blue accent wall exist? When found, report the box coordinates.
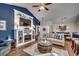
[0,3,40,40]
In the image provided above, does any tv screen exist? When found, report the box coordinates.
[20,17,31,26]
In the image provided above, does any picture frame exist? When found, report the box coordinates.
[59,25,66,31]
[0,20,6,30]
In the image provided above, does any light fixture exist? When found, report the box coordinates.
[40,6,45,10]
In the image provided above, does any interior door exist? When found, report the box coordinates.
[40,26,49,39]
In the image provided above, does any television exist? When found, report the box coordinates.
[20,17,31,26]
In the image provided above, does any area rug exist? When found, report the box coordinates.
[23,43,69,56]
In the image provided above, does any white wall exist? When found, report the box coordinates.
[75,20,79,32]
[40,21,78,32]
[51,22,77,32]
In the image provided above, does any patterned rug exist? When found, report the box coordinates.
[23,43,69,56]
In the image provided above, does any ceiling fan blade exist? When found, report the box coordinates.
[44,7,49,11]
[45,3,52,5]
[32,5,39,7]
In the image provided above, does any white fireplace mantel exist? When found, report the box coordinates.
[13,9,35,47]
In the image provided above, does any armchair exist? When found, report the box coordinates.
[0,40,11,56]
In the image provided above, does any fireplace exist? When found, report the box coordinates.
[14,9,35,47]
[24,35,31,42]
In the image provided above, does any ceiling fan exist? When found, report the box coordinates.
[32,3,52,12]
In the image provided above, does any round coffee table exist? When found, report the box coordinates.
[37,40,52,53]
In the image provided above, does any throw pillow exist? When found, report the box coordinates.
[0,41,7,47]
[0,40,4,43]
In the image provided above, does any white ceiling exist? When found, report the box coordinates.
[8,3,79,24]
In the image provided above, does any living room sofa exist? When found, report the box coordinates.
[48,33,65,46]
[47,38,65,46]
[40,33,65,46]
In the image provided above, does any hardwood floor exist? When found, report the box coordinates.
[7,40,75,56]
[7,41,36,56]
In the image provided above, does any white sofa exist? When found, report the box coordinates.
[47,33,65,46]
[40,32,65,46]
[47,38,65,46]
[40,37,65,46]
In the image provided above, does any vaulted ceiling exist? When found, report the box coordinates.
[8,3,79,25]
